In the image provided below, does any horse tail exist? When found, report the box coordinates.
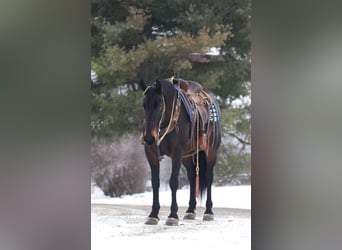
[198,151,207,199]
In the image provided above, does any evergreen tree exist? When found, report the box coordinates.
[91,0,251,138]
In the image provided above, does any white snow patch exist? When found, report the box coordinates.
[205,47,221,56]
[91,185,251,210]
[231,95,251,108]
[92,185,251,250]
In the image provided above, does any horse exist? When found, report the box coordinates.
[139,77,221,226]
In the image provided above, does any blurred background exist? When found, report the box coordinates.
[90,0,251,196]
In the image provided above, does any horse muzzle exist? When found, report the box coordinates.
[143,128,158,145]
[143,135,155,145]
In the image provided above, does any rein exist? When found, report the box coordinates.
[156,95,174,146]
[156,86,180,146]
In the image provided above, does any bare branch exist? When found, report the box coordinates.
[228,132,251,146]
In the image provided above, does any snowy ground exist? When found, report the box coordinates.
[91,185,251,250]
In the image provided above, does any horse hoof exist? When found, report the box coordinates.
[183,213,196,220]
[145,217,159,225]
[165,217,179,226]
[203,213,214,221]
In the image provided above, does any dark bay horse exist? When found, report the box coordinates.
[140,78,221,226]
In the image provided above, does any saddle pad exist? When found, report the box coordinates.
[174,84,194,122]
[209,100,220,122]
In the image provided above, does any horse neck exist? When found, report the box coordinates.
[160,82,178,127]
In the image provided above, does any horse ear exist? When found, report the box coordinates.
[156,80,162,94]
[139,80,147,91]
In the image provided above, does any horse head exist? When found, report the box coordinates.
[140,80,164,145]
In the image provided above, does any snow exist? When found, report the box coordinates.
[231,95,251,108]
[91,185,251,210]
[91,70,99,84]
[92,185,250,250]
[205,47,221,56]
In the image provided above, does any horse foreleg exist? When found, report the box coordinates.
[165,151,182,226]
[145,146,160,225]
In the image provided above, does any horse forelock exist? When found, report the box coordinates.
[143,85,164,118]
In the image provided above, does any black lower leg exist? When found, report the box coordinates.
[204,170,214,214]
[149,165,160,218]
[186,165,197,213]
[169,157,181,219]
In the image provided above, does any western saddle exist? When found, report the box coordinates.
[171,76,212,150]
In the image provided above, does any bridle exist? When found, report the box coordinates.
[156,93,176,146]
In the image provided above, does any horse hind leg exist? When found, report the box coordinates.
[203,183,214,221]
[202,151,215,221]
[182,158,197,220]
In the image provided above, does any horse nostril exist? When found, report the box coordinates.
[144,136,155,145]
